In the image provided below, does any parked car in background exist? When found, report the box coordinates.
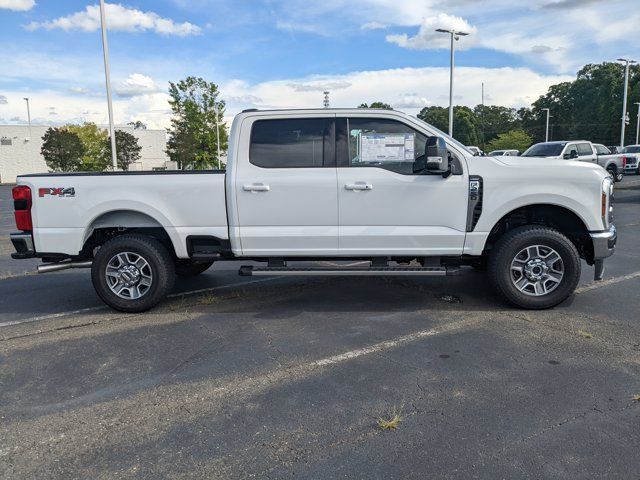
[593,144,625,182]
[467,146,484,156]
[621,145,640,174]
[488,149,520,156]
[522,141,624,182]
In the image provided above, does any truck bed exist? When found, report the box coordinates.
[16,170,228,258]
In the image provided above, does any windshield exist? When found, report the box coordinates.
[489,150,505,156]
[522,143,566,157]
[622,146,640,153]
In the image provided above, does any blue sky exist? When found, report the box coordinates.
[0,0,638,128]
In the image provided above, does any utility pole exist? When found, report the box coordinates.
[23,97,31,140]
[214,103,221,169]
[618,58,636,148]
[542,108,551,142]
[99,0,118,170]
[436,28,469,137]
[635,102,640,145]
[481,82,485,150]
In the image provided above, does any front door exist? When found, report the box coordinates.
[336,116,468,256]
[234,115,338,256]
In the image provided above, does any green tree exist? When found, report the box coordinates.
[417,106,449,132]
[41,128,85,172]
[486,129,533,153]
[107,130,142,171]
[166,76,228,170]
[358,101,393,109]
[65,123,111,171]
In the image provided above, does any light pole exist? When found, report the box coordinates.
[99,0,118,170]
[214,103,221,169]
[542,108,551,142]
[618,58,636,148]
[23,97,31,140]
[436,28,469,137]
[635,102,640,145]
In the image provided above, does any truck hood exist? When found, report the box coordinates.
[484,155,607,179]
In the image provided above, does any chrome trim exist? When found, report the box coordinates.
[10,232,35,258]
[37,260,92,273]
[590,225,617,260]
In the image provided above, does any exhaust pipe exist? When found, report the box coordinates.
[37,260,93,274]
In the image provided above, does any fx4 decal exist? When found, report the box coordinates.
[39,187,76,198]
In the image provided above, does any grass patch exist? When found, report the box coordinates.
[577,330,593,339]
[198,294,216,305]
[377,405,403,430]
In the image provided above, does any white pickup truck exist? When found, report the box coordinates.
[10,109,616,312]
[521,141,625,182]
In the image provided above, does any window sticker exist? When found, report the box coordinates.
[358,133,415,163]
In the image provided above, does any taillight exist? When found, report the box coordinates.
[622,156,627,168]
[12,185,33,231]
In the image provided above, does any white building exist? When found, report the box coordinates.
[0,125,172,184]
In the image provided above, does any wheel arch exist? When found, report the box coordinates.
[482,203,594,264]
[81,209,178,259]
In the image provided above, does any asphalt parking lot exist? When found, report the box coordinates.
[0,181,639,479]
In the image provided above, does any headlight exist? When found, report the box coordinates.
[601,178,613,228]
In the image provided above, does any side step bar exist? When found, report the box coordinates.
[239,265,459,277]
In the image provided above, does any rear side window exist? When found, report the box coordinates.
[577,143,593,156]
[250,118,331,168]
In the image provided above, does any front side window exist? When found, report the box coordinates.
[342,118,428,174]
[250,118,331,168]
[577,143,593,156]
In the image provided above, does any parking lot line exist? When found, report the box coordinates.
[0,276,284,328]
[576,270,640,294]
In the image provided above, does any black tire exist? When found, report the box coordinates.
[607,166,623,183]
[175,261,214,277]
[91,234,175,312]
[488,226,581,309]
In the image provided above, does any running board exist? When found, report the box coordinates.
[239,265,459,277]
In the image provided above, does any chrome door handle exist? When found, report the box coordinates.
[345,183,373,191]
[243,183,270,192]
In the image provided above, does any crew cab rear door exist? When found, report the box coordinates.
[233,114,338,256]
[335,115,468,255]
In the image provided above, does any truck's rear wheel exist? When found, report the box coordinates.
[91,234,175,312]
[175,260,214,277]
[488,226,581,309]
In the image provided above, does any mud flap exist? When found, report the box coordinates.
[593,259,605,281]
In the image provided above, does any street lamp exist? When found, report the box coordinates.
[542,108,551,142]
[436,28,469,137]
[23,97,31,140]
[635,102,640,145]
[617,58,636,148]
[99,0,118,170]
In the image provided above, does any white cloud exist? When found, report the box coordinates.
[26,3,201,36]
[0,0,35,11]
[287,80,352,92]
[222,66,571,117]
[115,73,160,97]
[386,13,477,50]
[0,95,7,104]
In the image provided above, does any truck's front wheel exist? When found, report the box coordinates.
[488,226,581,309]
[91,234,175,312]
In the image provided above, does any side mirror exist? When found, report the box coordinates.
[563,150,578,160]
[425,136,450,174]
